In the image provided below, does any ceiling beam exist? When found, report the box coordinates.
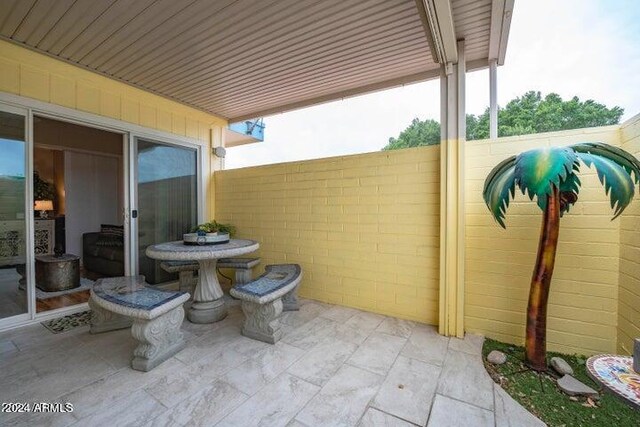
[488,0,514,65]
[416,0,458,64]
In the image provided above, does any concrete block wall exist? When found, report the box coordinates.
[465,125,623,355]
[215,146,440,324]
[617,114,640,354]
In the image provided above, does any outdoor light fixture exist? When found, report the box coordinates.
[213,146,226,158]
[34,200,53,219]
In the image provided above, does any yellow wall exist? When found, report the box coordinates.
[465,125,624,355]
[0,40,227,217]
[215,147,440,323]
[618,114,640,354]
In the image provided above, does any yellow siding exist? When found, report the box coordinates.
[618,114,640,354]
[0,40,225,138]
[465,125,623,355]
[215,147,440,324]
[0,40,227,217]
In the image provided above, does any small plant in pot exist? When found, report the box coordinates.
[191,220,236,237]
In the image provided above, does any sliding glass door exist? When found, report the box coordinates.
[135,138,198,284]
[0,105,31,324]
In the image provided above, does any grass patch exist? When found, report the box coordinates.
[482,338,639,427]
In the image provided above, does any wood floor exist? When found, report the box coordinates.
[36,289,90,312]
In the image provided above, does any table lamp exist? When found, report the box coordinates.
[34,200,53,219]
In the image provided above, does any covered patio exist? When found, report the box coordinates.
[2,0,639,426]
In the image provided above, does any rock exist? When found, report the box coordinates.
[487,350,507,365]
[550,357,574,375]
[557,375,598,397]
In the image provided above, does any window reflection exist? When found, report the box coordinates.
[137,140,197,284]
[0,111,28,320]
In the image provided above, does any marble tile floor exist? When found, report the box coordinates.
[0,299,545,427]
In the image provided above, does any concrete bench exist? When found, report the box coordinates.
[89,275,190,372]
[218,257,261,285]
[160,260,199,294]
[159,258,260,292]
[230,264,302,344]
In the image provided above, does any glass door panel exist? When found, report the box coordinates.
[136,139,197,284]
[0,109,29,321]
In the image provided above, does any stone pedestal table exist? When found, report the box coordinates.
[146,239,259,323]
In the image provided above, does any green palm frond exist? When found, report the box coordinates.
[571,142,640,184]
[483,156,516,228]
[483,142,639,227]
[577,152,636,218]
[514,147,578,210]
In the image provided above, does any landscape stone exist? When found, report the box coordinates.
[550,357,574,375]
[557,374,598,397]
[487,350,507,365]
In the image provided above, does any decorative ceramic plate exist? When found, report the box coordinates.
[586,354,640,409]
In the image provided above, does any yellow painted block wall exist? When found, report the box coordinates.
[465,125,623,355]
[0,41,227,215]
[617,114,640,354]
[215,147,440,324]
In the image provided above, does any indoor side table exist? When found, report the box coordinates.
[145,239,259,324]
[35,254,80,292]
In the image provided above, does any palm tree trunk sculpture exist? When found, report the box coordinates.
[483,143,640,371]
[526,186,560,370]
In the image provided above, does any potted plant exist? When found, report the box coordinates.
[192,220,236,237]
[483,142,640,371]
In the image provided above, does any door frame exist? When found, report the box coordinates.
[0,103,33,330]
[0,93,207,331]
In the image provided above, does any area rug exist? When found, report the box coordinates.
[41,310,92,334]
[35,277,94,300]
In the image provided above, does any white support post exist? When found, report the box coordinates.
[439,39,466,338]
[489,59,498,139]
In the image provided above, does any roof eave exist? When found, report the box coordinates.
[488,0,515,65]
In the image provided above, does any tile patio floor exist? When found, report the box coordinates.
[0,299,545,427]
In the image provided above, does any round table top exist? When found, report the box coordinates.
[586,354,640,410]
[145,239,259,261]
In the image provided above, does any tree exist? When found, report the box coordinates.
[382,118,440,150]
[483,143,640,371]
[384,91,624,149]
[490,91,624,138]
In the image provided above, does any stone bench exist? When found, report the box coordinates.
[160,260,199,294]
[159,258,261,292]
[89,275,190,372]
[218,257,261,285]
[230,264,302,344]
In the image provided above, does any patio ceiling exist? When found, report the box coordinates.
[0,0,513,122]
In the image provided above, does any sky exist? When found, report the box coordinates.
[0,139,25,177]
[225,0,640,169]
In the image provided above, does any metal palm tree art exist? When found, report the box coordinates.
[483,143,640,371]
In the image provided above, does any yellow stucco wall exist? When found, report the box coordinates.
[618,114,640,355]
[215,147,440,323]
[465,125,623,355]
[0,40,227,217]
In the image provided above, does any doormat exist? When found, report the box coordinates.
[41,310,92,334]
[35,278,94,300]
